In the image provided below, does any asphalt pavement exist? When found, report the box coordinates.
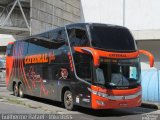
[0,86,160,120]
[0,102,47,114]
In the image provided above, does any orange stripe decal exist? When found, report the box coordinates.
[139,50,154,67]
[74,47,139,67]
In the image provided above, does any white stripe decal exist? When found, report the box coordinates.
[106,91,142,100]
[88,88,141,100]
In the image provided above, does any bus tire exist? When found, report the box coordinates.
[13,83,19,97]
[19,84,24,98]
[64,90,74,110]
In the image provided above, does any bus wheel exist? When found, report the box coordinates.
[13,84,19,97]
[64,90,74,110]
[19,84,24,98]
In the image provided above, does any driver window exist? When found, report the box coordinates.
[96,68,105,84]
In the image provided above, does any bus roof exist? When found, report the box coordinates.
[14,23,130,43]
[66,23,128,29]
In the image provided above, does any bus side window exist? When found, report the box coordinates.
[22,41,29,56]
[39,32,49,39]
[42,66,49,80]
[27,39,53,55]
[6,44,13,56]
[68,28,89,47]
[49,29,66,49]
[49,29,59,40]
[74,53,92,82]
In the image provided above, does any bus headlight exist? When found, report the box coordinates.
[88,88,108,98]
[97,91,108,98]
[96,100,106,106]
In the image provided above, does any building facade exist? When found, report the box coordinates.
[0,0,81,56]
[30,0,81,35]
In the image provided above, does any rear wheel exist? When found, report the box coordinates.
[19,84,24,98]
[13,84,19,97]
[64,90,74,110]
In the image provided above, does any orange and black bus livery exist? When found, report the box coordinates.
[6,23,154,110]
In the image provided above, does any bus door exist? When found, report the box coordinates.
[66,26,93,107]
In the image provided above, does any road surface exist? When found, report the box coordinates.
[0,87,159,120]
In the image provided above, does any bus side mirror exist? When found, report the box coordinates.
[139,50,154,67]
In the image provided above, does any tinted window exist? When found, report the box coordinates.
[74,53,92,81]
[22,41,29,56]
[90,25,136,51]
[49,29,67,48]
[49,29,60,40]
[42,65,49,79]
[27,39,53,55]
[59,29,67,41]
[68,28,90,47]
[39,32,49,39]
[49,28,67,41]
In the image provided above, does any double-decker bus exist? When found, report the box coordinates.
[6,23,154,110]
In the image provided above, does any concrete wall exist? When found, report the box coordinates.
[81,0,160,30]
[30,0,81,35]
[137,40,160,70]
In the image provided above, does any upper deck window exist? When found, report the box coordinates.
[90,25,136,52]
[67,28,90,47]
[27,39,53,55]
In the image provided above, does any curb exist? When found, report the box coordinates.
[0,95,42,109]
[141,102,160,109]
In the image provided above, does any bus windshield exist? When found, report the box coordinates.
[95,58,141,89]
[90,25,136,52]
[66,24,140,88]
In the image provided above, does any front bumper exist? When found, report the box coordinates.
[90,85,142,109]
[91,94,141,109]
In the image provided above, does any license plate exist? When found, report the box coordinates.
[119,103,128,107]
